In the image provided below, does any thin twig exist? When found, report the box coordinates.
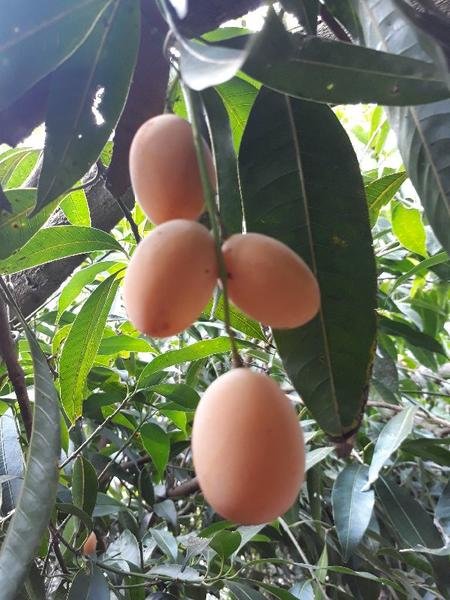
[165,476,199,499]
[59,394,131,469]
[367,400,450,429]
[0,281,33,440]
[182,85,243,368]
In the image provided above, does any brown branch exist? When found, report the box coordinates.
[0,286,33,440]
[166,476,200,499]
[367,400,450,430]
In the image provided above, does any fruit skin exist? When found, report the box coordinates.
[192,369,305,525]
[123,220,218,338]
[222,233,320,329]
[82,531,97,556]
[129,114,216,224]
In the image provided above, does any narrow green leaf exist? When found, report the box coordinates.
[202,87,243,235]
[138,337,246,388]
[239,87,377,437]
[365,171,407,225]
[0,189,58,260]
[150,528,178,562]
[57,260,123,321]
[4,149,40,189]
[0,0,110,110]
[98,335,153,355]
[60,190,91,227]
[0,225,124,274]
[366,407,417,488]
[37,0,140,210]
[0,284,60,599]
[379,315,445,354]
[356,0,450,254]
[243,10,450,106]
[68,566,109,600]
[203,295,266,341]
[391,202,427,256]
[332,464,375,560]
[436,482,450,538]
[390,251,449,291]
[60,273,120,422]
[0,148,32,186]
[305,447,334,471]
[72,456,98,518]
[215,77,259,152]
[141,423,170,482]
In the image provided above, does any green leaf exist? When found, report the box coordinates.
[67,566,109,600]
[3,149,40,189]
[0,189,58,260]
[243,9,450,106]
[227,581,266,600]
[332,464,375,560]
[378,315,445,354]
[150,528,178,562]
[203,295,266,342]
[201,87,243,235]
[0,148,32,186]
[60,190,91,227]
[376,475,450,596]
[391,202,427,256]
[305,447,334,471]
[365,407,417,488]
[323,0,363,40]
[141,423,170,482]
[215,77,259,152]
[390,251,449,291]
[210,530,241,559]
[57,260,123,321]
[402,437,450,467]
[138,337,246,388]
[148,564,202,582]
[436,482,450,538]
[0,0,110,110]
[365,171,407,225]
[98,335,153,355]
[0,284,60,599]
[280,0,319,34]
[56,503,93,533]
[72,456,98,518]
[36,0,139,210]
[239,87,377,437]
[148,383,199,411]
[93,492,125,517]
[290,580,314,600]
[356,0,450,254]
[0,225,124,274]
[60,273,120,422]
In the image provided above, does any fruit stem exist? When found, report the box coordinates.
[182,84,243,368]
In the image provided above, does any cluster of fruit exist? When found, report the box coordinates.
[123,114,321,524]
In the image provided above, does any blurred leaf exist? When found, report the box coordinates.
[240,87,377,437]
[356,0,450,254]
[391,202,427,256]
[60,190,91,227]
[138,337,247,388]
[0,225,123,274]
[60,273,120,422]
[154,499,177,527]
[98,335,153,355]
[233,525,265,556]
[56,503,93,533]
[257,581,299,599]
[0,284,60,598]
[0,189,58,260]
[150,528,178,562]
[215,77,259,152]
[210,530,241,559]
[105,529,140,567]
[332,464,374,560]
[0,0,110,110]
[68,565,109,599]
[243,9,450,106]
[365,407,417,488]
[92,492,125,517]
[322,0,364,40]
[391,251,449,291]
[168,0,188,19]
[57,260,123,321]
[436,482,450,538]
[227,581,266,600]
[203,296,266,341]
[141,423,170,482]
[149,383,199,411]
[148,564,202,582]
[290,580,314,599]
[201,87,242,235]
[72,456,97,518]
[402,437,450,467]
[305,447,333,471]
[36,0,139,210]
[376,475,450,596]
[365,171,407,225]
[379,315,445,354]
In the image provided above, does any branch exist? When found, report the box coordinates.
[166,477,200,499]
[0,286,33,440]
[367,400,450,430]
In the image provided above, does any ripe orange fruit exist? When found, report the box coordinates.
[192,369,305,525]
[222,233,320,328]
[82,531,97,556]
[123,220,218,338]
[129,114,216,224]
